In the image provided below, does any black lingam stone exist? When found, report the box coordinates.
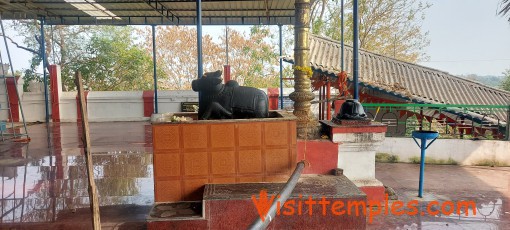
[333,99,370,124]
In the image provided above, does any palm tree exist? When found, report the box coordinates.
[500,0,510,21]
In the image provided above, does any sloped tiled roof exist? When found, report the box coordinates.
[284,35,510,122]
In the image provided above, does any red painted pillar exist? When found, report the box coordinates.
[319,85,322,119]
[223,65,231,83]
[49,65,61,122]
[326,82,331,120]
[143,90,155,116]
[76,91,89,122]
[51,123,64,179]
[6,77,19,122]
[267,88,279,110]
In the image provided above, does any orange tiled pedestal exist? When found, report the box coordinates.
[152,111,297,202]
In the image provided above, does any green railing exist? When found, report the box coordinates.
[361,103,510,140]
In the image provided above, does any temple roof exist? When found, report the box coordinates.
[1,0,296,25]
[284,35,510,122]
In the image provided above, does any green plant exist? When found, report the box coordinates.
[472,159,509,167]
[409,156,458,165]
[375,153,400,163]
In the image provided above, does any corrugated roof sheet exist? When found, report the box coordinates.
[284,35,510,122]
[2,0,296,25]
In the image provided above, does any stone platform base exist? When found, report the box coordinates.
[148,175,367,230]
[352,179,386,202]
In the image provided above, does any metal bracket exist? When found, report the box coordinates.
[145,0,178,22]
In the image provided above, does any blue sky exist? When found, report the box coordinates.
[417,0,510,76]
[3,0,510,77]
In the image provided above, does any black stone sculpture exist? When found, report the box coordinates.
[335,99,369,120]
[191,70,269,120]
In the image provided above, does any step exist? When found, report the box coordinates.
[203,175,367,229]
[147,201,208,229]
[147,175,368,229]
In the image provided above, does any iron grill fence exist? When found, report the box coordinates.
[361,103,510,140]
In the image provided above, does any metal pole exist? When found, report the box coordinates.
[506,105,510,141]
[419,109,424,131]
[226,26,229,65]
[279,24,284,109]
[341,0,344,71]
[247,161,306,230]
[196,0,203,79]
[418,138,426,198]
[152,25,158,114]
[0,14,28,137]
[352,0,359,100]
[41,18,49,123]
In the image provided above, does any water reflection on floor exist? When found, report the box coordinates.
[2,123,509,229]
[1,151,154,224]
[0,122,154,226]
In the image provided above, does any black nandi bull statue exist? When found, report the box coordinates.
[191,70,269,120]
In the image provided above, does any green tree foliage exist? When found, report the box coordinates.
[3,22,151,91]
[224,26,280,88]
[140,26,223,90]
[500,69,510,91]
[3,20,92,90]
[141,25,281,90]
[311,0,431,63]
[69,26,153,91]
[500,0,510,21]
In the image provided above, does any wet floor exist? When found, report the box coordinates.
[0,122,154,229]
[370,163,510,229]
[1,122,509,229]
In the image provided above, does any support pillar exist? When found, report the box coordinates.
[223,65,230,83]
[321,120,388,202]
[6,77,20,122]
[41,18,49,123]
[196,0,203,78]
[353,0,360,100]
[290,0,319,139]
[224,26,231,84]
[279,24,284,109]
[152,25,158,114]
[506,105,509,141]
[267,88,279,110]
[49,65,62,122]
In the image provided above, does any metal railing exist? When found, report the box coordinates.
[247,161,306,230]
[361,103,510,140]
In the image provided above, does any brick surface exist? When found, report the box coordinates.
[153,118,297,202]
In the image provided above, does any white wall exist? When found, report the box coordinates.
[87,91,145,122]
[18,83,329,123]
[60,92,77,122]
[378,137,510,166]
[21,90,201,122]
[157,90,197,114]
[23,92,48,122]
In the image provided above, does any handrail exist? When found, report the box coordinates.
[362,103,509,109]
[357,102,509,140]
[362,102,508,127]
[247,161,306,230]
